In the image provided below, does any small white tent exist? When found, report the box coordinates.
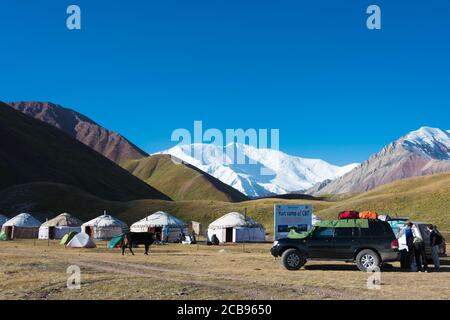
[131,211,188,242]
[207,212,266,243]
[0,214,8,230]
[81,213,128,240]
[66,232,96,248]
[38,213,83,240]
[1,213,41,239]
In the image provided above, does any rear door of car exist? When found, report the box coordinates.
[307,227,337,259]
[417,224,432,258]
[332,227,357,259]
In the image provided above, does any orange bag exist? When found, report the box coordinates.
[359,211,378,219]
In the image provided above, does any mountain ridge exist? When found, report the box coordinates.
[312,126,450,195]
[0,101,170,201]
[8,101,148,164]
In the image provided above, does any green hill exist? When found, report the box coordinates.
[0,102,170,202]
[315,172,450,229]
[121,155,249,202]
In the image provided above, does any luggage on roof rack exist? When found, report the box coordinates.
[359,211,378,220]
[338,211,359,219]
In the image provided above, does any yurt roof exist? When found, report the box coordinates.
[0,214,9,225]
[132,211,187,227]
[2,213,41,228]
[82,214,128,228]
[41,213,84,228]
[208,212,263,229]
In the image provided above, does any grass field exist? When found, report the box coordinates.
[1,240,449,300]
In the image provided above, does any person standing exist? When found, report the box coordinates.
[428,225,442,272]
[405,223,415,271]
[413,236,428,272]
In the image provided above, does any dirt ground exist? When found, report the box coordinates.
[0,240,449,300]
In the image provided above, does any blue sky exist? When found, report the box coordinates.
[1,0,449,165]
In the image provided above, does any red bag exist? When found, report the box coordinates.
[338,210,360,219]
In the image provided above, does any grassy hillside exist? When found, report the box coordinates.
[121,155,249,202]
[0,102,170,201]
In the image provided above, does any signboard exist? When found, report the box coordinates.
[274,204,313,240]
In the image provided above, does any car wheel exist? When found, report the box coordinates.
[281,249,306,271]
[356,249,380,272]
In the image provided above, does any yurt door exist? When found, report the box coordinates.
[85,226,93,238]
[155,227,163,241]
[48,227,55,240]
[225,228,233,242]
[5,226,13,240]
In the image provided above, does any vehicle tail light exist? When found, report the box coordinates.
[391,239,399,250]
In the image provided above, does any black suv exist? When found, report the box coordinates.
[271,220,400,272]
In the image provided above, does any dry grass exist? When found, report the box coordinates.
[1,240,449,300]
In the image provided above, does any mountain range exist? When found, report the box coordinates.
[4,101,450,200]
[156,143,358,197]
[311,127,450,195]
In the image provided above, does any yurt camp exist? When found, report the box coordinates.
[1,213,41,240]
[207,212,266,243]
[38,213,83,240]
[130,211,188,242]
[81,212,128,240]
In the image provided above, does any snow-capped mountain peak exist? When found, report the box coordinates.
[155,143,358,197]
[402,126,450,160]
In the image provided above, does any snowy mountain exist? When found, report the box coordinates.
[156,143,358,197]
[312,127,450,195]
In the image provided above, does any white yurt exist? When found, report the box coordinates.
[207,212,266,243]
[81,212,128,240]
[131,211,188,242]
[1,213,41,240]
[38,213,83,240]
[0,214,8,229]
[66,232,96,248]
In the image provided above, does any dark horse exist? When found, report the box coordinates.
[121,232,156,256]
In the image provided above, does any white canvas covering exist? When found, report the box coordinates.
[81,214,128,240]
[207,212,266,243]
[2,213,41,229]
[38,213,83,240]
[1,213,41,239]
[131,211,188,242]
[66,232,96,248]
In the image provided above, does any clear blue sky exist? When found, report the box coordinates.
[1,0,449,165]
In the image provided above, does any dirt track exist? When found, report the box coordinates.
[1,241,449,300]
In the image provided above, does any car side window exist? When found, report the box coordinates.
[334,228,353,238]
[360,227,372,237]
[368,221,385,236]
[314,227,334,238]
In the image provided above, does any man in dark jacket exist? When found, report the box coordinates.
[428,225,442,272]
